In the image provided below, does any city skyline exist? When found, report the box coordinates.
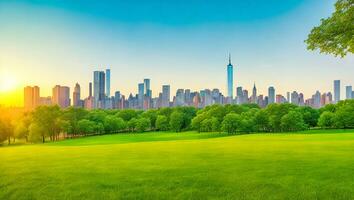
[22,63,354,111]
[0,0,354,106]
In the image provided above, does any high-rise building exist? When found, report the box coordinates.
[251,83,257,103]
[346,86,352,99]
[144,79,151,97]
[313,91,321,108]
[24,86,40,110]
[236,87,243,104]
[268,86,275,104]
[89,82,93,97]
[73,83,81,107]
[162,85,170,107]
[138,83,145,109]
[105,69,110,97]
[52,85,70,108]
[227,54,233,98]
[334,80,340,103]
[93,71,105,108]
[286,92,290,103]
[291,91,299,105]
[175,89,185,106]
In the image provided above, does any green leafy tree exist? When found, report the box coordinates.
[333,104,354,128]
[103,115,126,133]
[61,107,88,136]
[266,103,297,132]
[169,111,184,132]
[116,109,137,121]
[306,0,354,57]
[155,115,169,131]
[94,123,105,134]
[136,117,151,132]
[77,119,96,135]
[280,111,306,132]
[254,110,270,132]
[191,113,206,132]
[141,110,158,129]
[31,106,62,143]
[296,106,320,128]
[28,122,46,143]
[221,113,242,134]
[211,117,221,132]
[200,118,213,132]
[318,111,335,128]
[127,118,138,132]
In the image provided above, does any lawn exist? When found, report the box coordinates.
[1,130,354,199]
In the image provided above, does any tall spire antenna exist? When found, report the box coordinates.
[229,53,231,65]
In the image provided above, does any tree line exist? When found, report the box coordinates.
[1,100,354,144]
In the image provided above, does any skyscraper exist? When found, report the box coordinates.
[314,91,321,108]
[52,85,70,108]
[89,82,93,97]
[73,83,81,107]
[291,91,299,105]
[175,89,185,106]
[138,83,145,109]
[24,86,40,110]
[227,54,233,98]
[334,80,340,103]
[93,71,105,108]
[162,85,170,107]
[105,69,110,97]
[252,83,257,103]
[236,86,243,104]
[268,86,275,104]
[346,85,352,99]
[144,78,151,97]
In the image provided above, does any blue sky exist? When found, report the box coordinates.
[0,0,353,105]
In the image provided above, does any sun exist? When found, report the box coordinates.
[0,74,18,93]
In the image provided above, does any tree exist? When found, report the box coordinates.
[333,104,354,128]
[221,113,242,134]
[306,0,354,57]
[211,117,221,132]
[116,109,137,121]
[169,111,184,132]
[136,118,151,132]
[155,115,169,131]
[127,118,138,132]
[296,106,320,128]
[0,116,13,144]
[191,113,206,132]
[266,103,297,132]
[141,110,158,129]
[200,118,213,132]
[77,119,96,135]
[318,111,335,128]
[31,106,62,142]
[103,115,126,133]
[280,111,306,132]
[254,110,270,132]
[28,122,45,143]
[61,107,88,136]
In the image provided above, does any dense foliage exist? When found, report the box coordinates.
[1,100,354,144]
[306,0,353,57]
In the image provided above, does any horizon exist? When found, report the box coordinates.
[0,0,353,106]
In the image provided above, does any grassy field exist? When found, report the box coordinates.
[1,130,354,200]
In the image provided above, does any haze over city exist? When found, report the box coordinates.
[0,0,353,106]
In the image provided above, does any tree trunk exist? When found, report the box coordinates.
[8,137,10,145]
[42,135,45,143]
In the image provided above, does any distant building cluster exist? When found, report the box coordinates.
[24,58,354,110]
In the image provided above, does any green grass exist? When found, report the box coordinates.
[1,130,354,199]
